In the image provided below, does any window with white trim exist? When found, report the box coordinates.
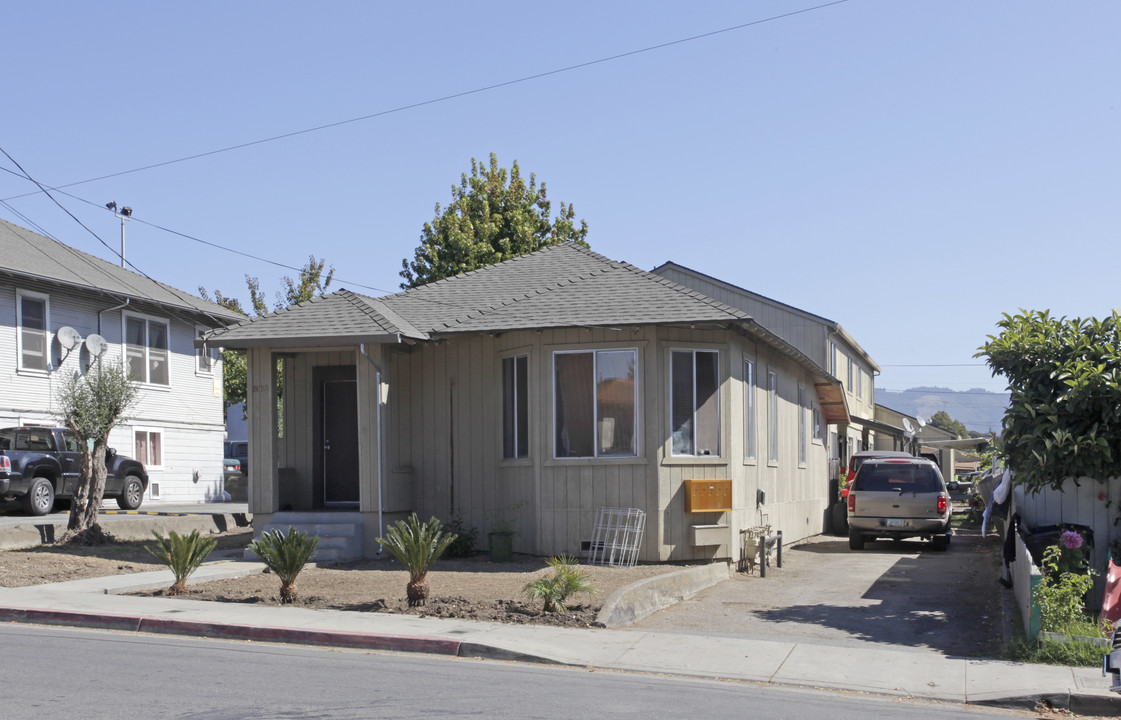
[554,349,637,458]
[767,370,778,463]
[856,366,863,399]
[196,327,216,374]
[502,354,528,459]
[847,357,854,393]
[671,349,720,457]
[744,359,756,461]
[126,315,170,385]
[134,429,163,468]
[798,384,807,465]
[812,403,823,442]
[17,290,49,371]
[829,342,837,378]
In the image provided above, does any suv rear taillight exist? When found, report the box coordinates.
[847,492,856,512]
[937,495,948,514]
[0,455,10,474]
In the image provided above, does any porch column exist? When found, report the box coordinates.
[357,343,385,551]
[247,346,278,515]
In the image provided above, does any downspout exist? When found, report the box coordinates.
[359,342,386,553]
[98,298,130,335]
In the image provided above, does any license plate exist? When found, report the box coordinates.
[886,519,906,528]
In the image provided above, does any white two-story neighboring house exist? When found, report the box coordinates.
[0,218,243,505]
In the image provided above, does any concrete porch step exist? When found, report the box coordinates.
[244,512,364,563]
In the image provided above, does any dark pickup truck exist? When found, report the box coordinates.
[0,426,148,516]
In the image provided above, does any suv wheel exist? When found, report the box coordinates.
[117,475,145,510]
[848,528,865,550]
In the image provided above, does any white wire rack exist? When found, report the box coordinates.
[587,507,646,568]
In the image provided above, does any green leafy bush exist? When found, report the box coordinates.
[248,527,320,604]
[377,514,457,607]
[148,529,218,595]
[523,555,596,613]
[443,514,478,558]
[1036,544,1095,633]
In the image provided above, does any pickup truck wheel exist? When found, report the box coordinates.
[848,528,865,550]
[25,477,55,516]
[931,535,950,552]
[117,475,144,510]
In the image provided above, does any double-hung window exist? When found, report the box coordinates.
[134,429,163,468]
[767,371,779,463]
[502,354,529,459]
[744,359,756,461]
[126,315,170,385]
[671,349,720,456]
[554,349,637,458]
[17,290,49,372]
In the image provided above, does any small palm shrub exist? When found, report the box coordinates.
[376,514,457,607]
[523,555,596,613]
[248,528,320,604]
[148,529,218,595]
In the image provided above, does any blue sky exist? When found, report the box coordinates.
[4,1,1119,402]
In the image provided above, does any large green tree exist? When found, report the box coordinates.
[400,153,589,289]
[201,255,335,411]
[929,410,970,439]
[977,309,1121,492]
[54,359,138,535]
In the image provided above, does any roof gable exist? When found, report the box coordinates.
[0,217,242,324]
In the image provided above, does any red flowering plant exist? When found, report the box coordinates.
[1054,529,1091,577]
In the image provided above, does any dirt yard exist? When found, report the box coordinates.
[0,528,685,628]
[137,556,683,628]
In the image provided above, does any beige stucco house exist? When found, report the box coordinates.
[203,244,851,562]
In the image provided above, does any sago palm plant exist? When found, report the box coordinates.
[376,514,458,606]
[148,529,218,595]
[523,555,596,612]
[248,527,319,604]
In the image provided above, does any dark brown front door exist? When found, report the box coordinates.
[322,379,359,505]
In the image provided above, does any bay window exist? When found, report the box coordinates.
[671,349,720,456]
[554,349,636,458]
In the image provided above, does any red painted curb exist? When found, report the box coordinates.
[0,605,461,655]
[138,616,462,654]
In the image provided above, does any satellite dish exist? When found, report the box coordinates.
[56,326,82,350]
[901,418,915,434]
[85,333,108,358]
[916,415,927,428]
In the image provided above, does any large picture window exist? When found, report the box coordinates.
[744,359,756,461]
[671,349,720,456]
[17,291,49,371]
[126,315,170,385]
[502,354,529,459]
[554,349,637,458]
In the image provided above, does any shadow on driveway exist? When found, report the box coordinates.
[630,528,1005,657]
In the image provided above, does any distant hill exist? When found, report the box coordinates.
[876,387,1009,435]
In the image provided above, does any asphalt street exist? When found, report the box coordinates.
[0,624,1038,720]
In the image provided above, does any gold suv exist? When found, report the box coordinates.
[846,457,952,551]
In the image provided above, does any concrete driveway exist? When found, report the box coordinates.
[629,526,1006,657]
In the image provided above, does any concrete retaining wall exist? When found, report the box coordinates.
[596,561,731,628]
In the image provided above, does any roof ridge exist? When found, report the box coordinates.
[433,262,617,330]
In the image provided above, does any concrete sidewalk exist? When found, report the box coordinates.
[0,559,1116,715]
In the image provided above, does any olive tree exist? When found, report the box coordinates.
[976,309,1121,492]
[54,358,138,535]
[400,153,589,289]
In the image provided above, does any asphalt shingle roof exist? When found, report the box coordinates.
[0,217,242,324]
[204,243,836,381]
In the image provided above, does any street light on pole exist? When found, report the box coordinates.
[105,201,132,268]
